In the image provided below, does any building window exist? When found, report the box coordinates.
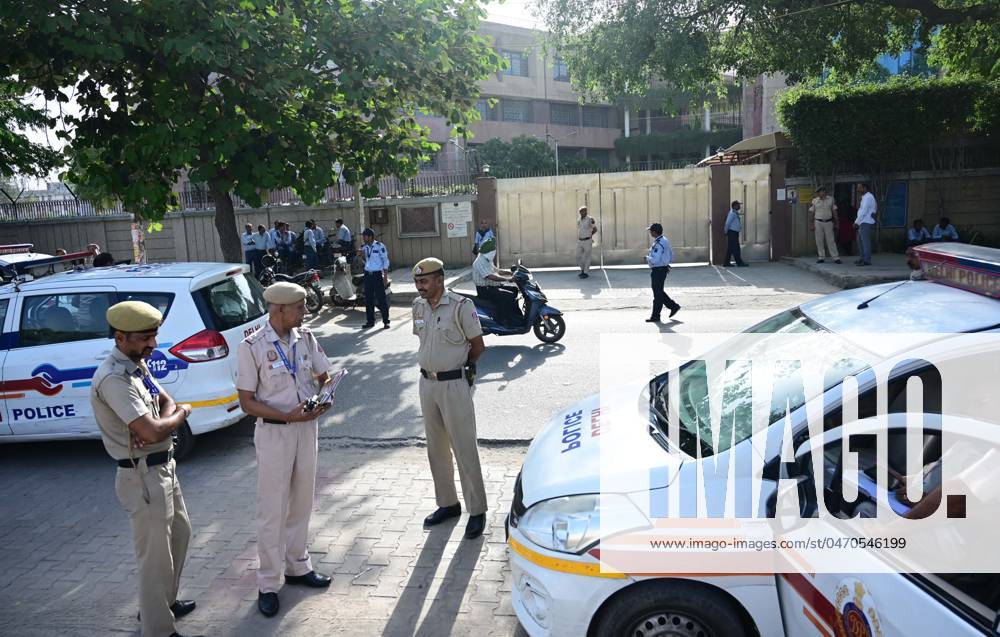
[398,205,439,237]
[502,50,530,77]
[550,103,579,126]
[477,98,498,121]
[583,106,609,128]
[553,57,570,82]
[588,149,611,169]
[502,99,532,123]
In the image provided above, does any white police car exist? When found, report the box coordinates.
[0,251,268,458]
[507,243,1000,637]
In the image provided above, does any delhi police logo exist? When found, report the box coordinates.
[835,578,883,637]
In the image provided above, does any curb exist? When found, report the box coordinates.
[779,257,906,289]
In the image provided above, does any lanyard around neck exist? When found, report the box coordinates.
[273,340,297,378]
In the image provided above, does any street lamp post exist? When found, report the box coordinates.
[546,129,578,177]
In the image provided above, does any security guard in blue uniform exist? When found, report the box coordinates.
[645,223,681,322]
[358,228,391,329]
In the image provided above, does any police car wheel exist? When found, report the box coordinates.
[532,315,565,343]
[593,581,747,637]
[172,423,196,461]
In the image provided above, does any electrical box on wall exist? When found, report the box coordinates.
[369,207,389,225]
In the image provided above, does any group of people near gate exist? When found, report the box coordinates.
[92,255,489,637]
[241,218,356,276]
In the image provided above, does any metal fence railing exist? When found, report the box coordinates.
[0,199,127,222]
[177,173,478,212]
[489,159,700,180]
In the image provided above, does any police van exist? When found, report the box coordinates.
[0,246,268,458]
[507,243,1000,637]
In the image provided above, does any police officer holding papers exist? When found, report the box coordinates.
[91,301,199,637]
[412,257,489,539]
[236,281,333,618]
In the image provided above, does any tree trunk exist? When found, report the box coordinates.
[209,179,242,263]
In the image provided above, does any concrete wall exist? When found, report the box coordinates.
[0,194,482,270]
[785,169,1000,256]
[495,168,717,266]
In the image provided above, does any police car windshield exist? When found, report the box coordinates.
[655,309,869,457]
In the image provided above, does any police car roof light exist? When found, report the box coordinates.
[0,243,34,256]
[914,243,1000,299]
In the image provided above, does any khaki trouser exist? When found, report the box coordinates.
[255,420,318,593]
[115,459,191,637]
[419,376,487,515]
[814,220,839,259]
[576,240,593,274]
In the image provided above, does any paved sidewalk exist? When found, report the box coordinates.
[780,253,910,289]
[0,429,527,637]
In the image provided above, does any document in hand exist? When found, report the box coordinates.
[317,369,348,406]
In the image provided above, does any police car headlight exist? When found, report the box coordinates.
[519,494,650,554]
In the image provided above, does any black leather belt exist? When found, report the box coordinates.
[117,449,172,468]
[264,418,290,425]
[421,368,463,381]
[579,237,591,241]
[815,218,833,222]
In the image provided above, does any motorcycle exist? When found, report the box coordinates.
[456,262,565,343]
[259,254,324,313]
[328,252,391,308]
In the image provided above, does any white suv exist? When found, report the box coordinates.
[0,261,269,458]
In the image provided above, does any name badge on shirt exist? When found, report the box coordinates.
[415,319,425,327]
[270,361,285,370]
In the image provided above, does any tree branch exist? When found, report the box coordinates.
[879,0,999,24]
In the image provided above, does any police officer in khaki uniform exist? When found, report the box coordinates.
[90,301,199,637]
[412,257,489,539]
[576,205,597,278]
[236,282,333,617]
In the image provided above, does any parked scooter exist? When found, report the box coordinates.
[259,254,324,313]
[455,262,565,343]
[328,252,391,308]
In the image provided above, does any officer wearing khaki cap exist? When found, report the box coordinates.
[90,301,200,637]
[236,282,333,617]
[412,257,489,539]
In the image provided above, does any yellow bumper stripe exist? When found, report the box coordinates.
[187,393,239,409]
[508,536,626,579]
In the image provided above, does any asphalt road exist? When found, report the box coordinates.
[305,262,840,443]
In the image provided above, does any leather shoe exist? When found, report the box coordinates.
[361,323,375,329]
[645,317,660,323]
[139,600,196,622]
[169,633,204,637]
[465,514,487,539]
[668,305,681,318]
[423,503,462,526]
[285,571,331,588]
[383,322,390,329]
[258,591,279,617]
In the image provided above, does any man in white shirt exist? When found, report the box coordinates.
[575,206,597,279]
[302,221,318,269]
[932,217,960,242]
[854,183,877,266]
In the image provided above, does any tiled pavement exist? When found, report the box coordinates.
[0,427,529,636]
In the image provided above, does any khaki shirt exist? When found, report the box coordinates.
[91,348,168,460]
[578,216,596,240]
[412,291,483,372]
[809,197,837,222]
[236,320,331,417]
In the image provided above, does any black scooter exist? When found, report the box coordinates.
[258,254,324,313]
[456,263,565,343]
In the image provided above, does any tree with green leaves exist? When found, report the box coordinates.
[0,87,61,187]
[477,135,556,176]
[538,0,1000,98]
[1,0,501,262]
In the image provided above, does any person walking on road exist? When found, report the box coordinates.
[854,183,877,266]
[809,187,841,264]
[723,201,748,267]
[359,228,391,329]
[411,257,489,539]
[236,282,333,618]
[645,223,681,323]
[576,206,597,278]
[90,301,199,637]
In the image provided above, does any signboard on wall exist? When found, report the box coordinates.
[442,201,472,239]
[882,180,908,228]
